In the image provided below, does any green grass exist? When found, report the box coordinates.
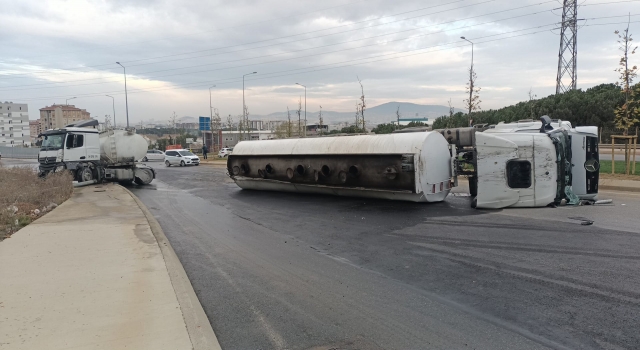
[599,160,639,175]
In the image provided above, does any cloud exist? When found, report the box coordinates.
[0,0,637,123]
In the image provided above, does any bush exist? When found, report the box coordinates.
[0,166,73,239]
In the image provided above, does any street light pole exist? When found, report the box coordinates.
[461,36,474,127]
[296,83,307,137]
[208,85,216,149]
[105,95,116,128]
[242,72,257,141]
[116,62,130,128]
[65,97,76,105]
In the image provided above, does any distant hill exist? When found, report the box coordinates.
[255,102,461,125]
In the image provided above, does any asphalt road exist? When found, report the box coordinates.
[125,161,640,350]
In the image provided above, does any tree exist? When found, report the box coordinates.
[296,98,302,137]
[287,106,293,137]
[225,114,234,131]
[528,88,537,119]
[318,105,324,135]
[463,67,481,126]
[614,17,639,135]
[396,106,401,130]
[357,76,366,131]
[211,108,222,150]
[168,112,177,144]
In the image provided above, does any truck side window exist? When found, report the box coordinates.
[66,135,74,148]
[506,160,532,188]
[75,135,84,148]
[65,134,84,148]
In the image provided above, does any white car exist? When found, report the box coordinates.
[141,149,165,162]
[218,147,233,158]
[164,149,200,167]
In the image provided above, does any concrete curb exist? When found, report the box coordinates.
[121,186,222,350]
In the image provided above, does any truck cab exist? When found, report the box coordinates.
[484,118,599,200]
[39,127,100,176]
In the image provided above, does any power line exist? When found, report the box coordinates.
[0,0,483,79]
[5,18,636,103]
[0,2,561,91]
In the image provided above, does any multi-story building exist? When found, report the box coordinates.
[39,104,91,130]
[29,120,41,144]
[0,101,30,146]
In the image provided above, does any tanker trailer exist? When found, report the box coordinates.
[228,116,585,209]
[38,119,155,185]
[227,132,455,203]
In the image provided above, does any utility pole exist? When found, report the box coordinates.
[555,0,579,94]
[208,85,215,149]
[116,62,130,128]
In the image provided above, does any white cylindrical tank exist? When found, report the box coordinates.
[99,129,148,164]
[228,132,453,202]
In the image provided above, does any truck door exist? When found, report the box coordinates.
[63,133,87,162]
[474,133,520,209]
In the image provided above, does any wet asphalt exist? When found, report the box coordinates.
[128,161,640,350]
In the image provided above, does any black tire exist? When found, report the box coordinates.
[165,160,171,167]
[468,176,478,197]
[76,167,94,182]
[180,160,185,167]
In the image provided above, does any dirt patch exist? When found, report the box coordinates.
[0,165,73,240]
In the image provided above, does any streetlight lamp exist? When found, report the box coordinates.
[460,36,474,127]
[242,72,257,140]
[116,62,130,128]
[105,95,116,128]
[66,97,76,105]
[296,83,307,137]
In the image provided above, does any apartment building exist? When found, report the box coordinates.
[29,120,41,144]
[0,101,30,146]
[39,104,91,130]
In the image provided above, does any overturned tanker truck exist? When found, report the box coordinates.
[227,116,599,209]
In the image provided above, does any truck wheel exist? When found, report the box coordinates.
[134,168,154,185]
[165,160,171,167]
[180,160,185,167]
[76,167,94,182]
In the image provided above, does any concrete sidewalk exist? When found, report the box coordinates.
[0,184,220,350]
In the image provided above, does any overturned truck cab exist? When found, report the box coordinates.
[228,116,597,209]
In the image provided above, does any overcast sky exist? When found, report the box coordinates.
[1,0,639,124]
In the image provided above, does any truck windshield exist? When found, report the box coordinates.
[41,134,65,151]
[179,151,195,156]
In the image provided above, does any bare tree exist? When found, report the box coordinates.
[357,76,366,131]
[296,97,302,137]
[528,88,537,119]
[287,106,292,137]
[211,108,222,150]
[395,105,401,130]
[226,114,234,131]
[318,105,324,135]
[463,67,481,126]
[169,112,177,145]
[614,15,639,135]
[446,99,456,128]
[355,102,360,131]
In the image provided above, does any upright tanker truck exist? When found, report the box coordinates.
[227,116,599,209]
[38,120,155,185]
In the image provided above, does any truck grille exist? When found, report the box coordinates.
[39,157,58,170]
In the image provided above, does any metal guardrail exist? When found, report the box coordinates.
[0,146,40,159]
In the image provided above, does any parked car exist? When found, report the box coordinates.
[218,147,234,158]
[164,149,200,167]
[141,149,165,162]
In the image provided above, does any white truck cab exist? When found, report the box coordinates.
[485,118,599,200]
